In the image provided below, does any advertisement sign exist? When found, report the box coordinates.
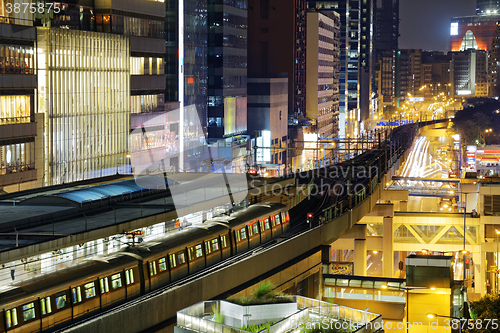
[466,145,477,171]
[330,262,354,275]
[406,97,425,102]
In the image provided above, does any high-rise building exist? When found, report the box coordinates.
[306,10,340,140]
[420,52,453,97]
[375,0,399,52]
[306,1,374,137]
[375,50,397,112]
[399,49,422,98]
[489,23,500,97]
[207,0,247,140]
[165,0,208,171]
[34,0,166,185]
[452,49,489,97]
[247,0,307,123]
[247,74,289,172]
[450,15,500,52]
[0,8,38,192]
[477,0,500,15]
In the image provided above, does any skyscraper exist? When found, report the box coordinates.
[307,1,374,137]
[207,0,248,140]
[165,0,208,170]
[375,0,399,51]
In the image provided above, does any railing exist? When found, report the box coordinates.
[177,300,250,333]
[287,178,315,209]
[177,296,382,333]
[0,116,31,125]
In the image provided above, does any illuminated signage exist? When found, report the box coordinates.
[451,22,459,36]
[457,90,472,95]
[406,97,425,102]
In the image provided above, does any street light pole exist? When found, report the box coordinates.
[497,230,500,294]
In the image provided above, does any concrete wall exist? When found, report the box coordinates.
[220,301,297,327]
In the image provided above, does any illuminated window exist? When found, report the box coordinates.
[41,297,52,315]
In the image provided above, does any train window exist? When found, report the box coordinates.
[6,308,18,328]
[149,261,157,276]
[265,218,270,229]
[247,225,253,237]
[85,282,96,299]
[221,235,227,248]
[240,228,247,240]
[111,274,122,289]
[205,241,212,254]
[125,269,135,285]
[55,291,67,309]
[235,230,241,242]
[271,216,276,227]
[212,238,219,251]
[187,247,195,261]
[177,251,186,264]
[195,244,203,258]
[158,258,167,272]
[100,277,110,294]
[275,214,281,225]
[22,303,35,322]
[72,286,82,304]
[41,297,52,315]
[259,220,265,231]
[169,254,177,268]
[253,223,259,234]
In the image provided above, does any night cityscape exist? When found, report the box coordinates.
[1,0,500,332]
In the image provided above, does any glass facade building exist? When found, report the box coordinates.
[37,27,130,184]
[165,0,208,170]
[207,0,247,139]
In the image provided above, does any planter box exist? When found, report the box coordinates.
[220,300,297,327]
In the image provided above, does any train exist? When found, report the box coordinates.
[0,202,290,333]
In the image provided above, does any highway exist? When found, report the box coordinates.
[398,128,456,212]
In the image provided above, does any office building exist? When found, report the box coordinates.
[306,10,340,140]
[207,0,248,140]
[490,23,500,97]
[420,52,453,97]
[452,49,489,97]
[450,15,500,52]
[248,0,306,123]
[165,0,208,171]
[399,49,422,99]
[247,74,289,174]
[306,1,374,137]
[0,8,38,192]
[32,0,166,185]
[375,0,399,52]
[375,50,397,114]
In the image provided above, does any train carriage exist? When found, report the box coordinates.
[0,203,289,333]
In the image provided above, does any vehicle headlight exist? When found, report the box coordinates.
[443,204,448,208]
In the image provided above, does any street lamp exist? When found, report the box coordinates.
[427,313,462,333]
[382,284,434,333]
[496,230,500,294]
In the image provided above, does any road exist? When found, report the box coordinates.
[398,128,457,212]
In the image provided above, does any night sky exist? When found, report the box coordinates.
[399,0,476,51]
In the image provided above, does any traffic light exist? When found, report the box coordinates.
[307,213,313,224]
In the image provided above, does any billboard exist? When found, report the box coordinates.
[466,145,477,170]
[224,96,247,136]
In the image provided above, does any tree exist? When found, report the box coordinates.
[466,294,500,333]
[453,99,500,144]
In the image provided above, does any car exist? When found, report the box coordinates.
[439,198,457,212]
